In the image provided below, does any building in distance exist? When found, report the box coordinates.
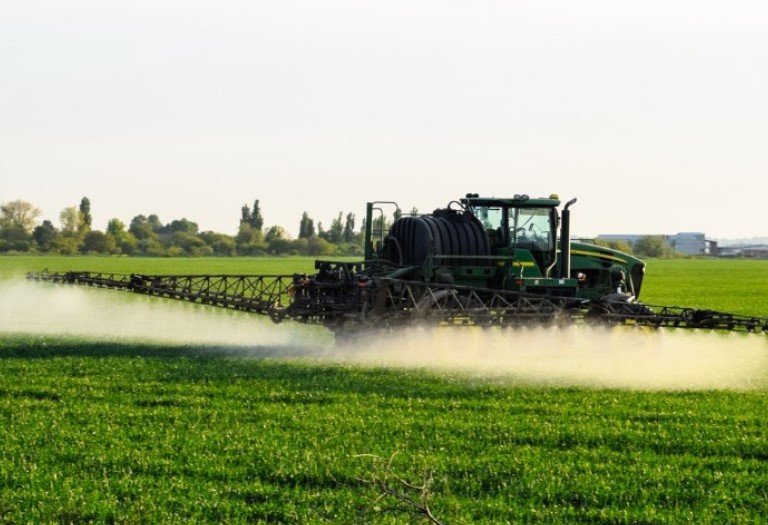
[594,233,768,258]
[595,232,710,256]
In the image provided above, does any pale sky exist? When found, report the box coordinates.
[2,1,767,240]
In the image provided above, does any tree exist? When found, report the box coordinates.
[162,218,199,234]
[0,225,36,251]
[106,218,126,236]
[306,236,336,256]
[129,215,158,240]
[235,223,264,254]
[33,220,58,252]
[79,197,92,230]
[264,225,292,254]
[265,225,289,243]
[240,200,264,232]
[267,238,293,255]
[299,212,315,239]
[251,200,264,231]
[106,218,138,254]
[128,215,164,254]
[633,235,675,258]
[81,230,117,254]
[53,206,86,254]
[595,238,633,254]
[167,232,211,256]
[199,231,236,256]
[59,207,82,236]
[0,200,40,252]
[328,212,344,244]
[147,214,163,232]
[343,213,356,242]
[0,200,41,234]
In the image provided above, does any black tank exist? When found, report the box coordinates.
[384,208,491,266]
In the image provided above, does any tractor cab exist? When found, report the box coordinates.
[463,193,646,300]
[460,193,581,296]
[462,193,560,279]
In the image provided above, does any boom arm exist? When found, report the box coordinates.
[26,268,768,335]
[26,270,298,322]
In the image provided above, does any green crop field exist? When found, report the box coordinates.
[1,255,321,280]
[2,256,768,524]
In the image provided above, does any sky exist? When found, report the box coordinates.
[2,1,767,240]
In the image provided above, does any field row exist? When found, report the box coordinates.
[2,336,768,523]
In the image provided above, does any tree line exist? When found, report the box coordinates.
[0,197,678,258]
[0,197,373,257]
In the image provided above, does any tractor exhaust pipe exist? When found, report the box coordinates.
[560,198,577,278]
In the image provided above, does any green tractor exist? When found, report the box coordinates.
[366,193,645,303]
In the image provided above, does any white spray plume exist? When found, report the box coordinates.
[0,281,332,348]
[3,281,767,391]
[335,324,768,391]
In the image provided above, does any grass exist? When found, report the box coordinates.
[641,258,768,315]
[2,255,768,523]
[4,255,321,280]
[2,336,768,524]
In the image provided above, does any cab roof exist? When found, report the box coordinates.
[461,193,561,208]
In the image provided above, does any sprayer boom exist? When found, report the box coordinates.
[26,270,297,320]
[26,269,768,335]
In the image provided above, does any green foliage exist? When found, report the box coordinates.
[324,212,344,244]
[80,230,118,255]
[199,232,237,256]
[79,196,92,228]
[32,220,57,252]
[106,218,139,255]
[52,233,81,255]
[236,223,265,254]
[4,196,718,259]
[305,236,336,256]
[0,226,35,252]
[593,238,634,254]
[59,206,82,235]
[0,199,41,233]
[240,200,264,232]
[167,232,211,256]
[0,200,41,252]
[265,225,289,242]
[2,196,372,256]
[343,212,356,243]
[0,336,767,523]
[299,211,316,239]
[266,238,293,255]
[129,214,157,241]
[137,237,166,257]
[161,218,199,234]
[634,235,678,258]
